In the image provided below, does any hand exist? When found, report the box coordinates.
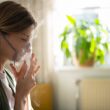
[10,53,40,99]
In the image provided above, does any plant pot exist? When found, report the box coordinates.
[78,57,94,67]
[73,56,94,67]
[72,51,95,67]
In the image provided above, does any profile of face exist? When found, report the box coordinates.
[0,25,34,62]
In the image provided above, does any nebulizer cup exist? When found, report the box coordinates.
[14,42,32,73]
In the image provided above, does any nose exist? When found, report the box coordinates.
[25,42,32,53]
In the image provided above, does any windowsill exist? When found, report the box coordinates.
[55,65,110,71]
[54,66,110,75]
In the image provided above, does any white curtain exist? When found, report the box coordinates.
[15,0,54,83]
[18,0,54,83]
[0,0,54,83]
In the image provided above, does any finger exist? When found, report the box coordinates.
[34,58,37,65]
[27,54,39,77]
[34,65,40,75]
[31,53,36,63]
[10,63,18,79]
[28,58,37,75]
[31,75,37,85]
[28,63,39,77]
[30,65,40,79]
[31,53,34,61]
[19,61,28,78]
[28,53,35,70]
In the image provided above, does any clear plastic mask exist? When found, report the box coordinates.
[13,42,32,72]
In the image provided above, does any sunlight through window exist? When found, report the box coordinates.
[51,0,110,68]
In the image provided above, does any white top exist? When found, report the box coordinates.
[0,70,33,110]
[0,70,15,110]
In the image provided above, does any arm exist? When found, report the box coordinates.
[14,95,26,110]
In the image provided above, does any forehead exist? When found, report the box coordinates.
[22,25,34,35]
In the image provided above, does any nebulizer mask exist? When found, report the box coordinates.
[14,41,33,72]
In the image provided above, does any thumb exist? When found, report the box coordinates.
[19,61,28,79]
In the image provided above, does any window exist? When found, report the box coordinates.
[49,0,110,69]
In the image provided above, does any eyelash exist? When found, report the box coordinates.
[21,38,27,42]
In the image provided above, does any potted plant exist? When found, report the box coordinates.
[59,15,110,66]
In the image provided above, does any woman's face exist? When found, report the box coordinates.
[0,25,34,62]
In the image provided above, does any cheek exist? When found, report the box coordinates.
[14,41,26,53]
[1,39,15,59]
[11,36,25,50]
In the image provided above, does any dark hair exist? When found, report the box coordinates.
[0,1,36,33]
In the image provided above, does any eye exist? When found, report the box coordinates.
[21,38,27,42]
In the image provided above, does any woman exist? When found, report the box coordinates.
[0,1,40,110]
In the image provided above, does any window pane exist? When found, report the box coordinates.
[52,0,110,68]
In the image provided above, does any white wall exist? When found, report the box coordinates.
[52,67,110,110]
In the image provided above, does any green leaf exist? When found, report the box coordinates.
[95,49,105,64]
[66,15,76,25]
[96,36,101,44]
[103,43,109,50]
[65,48,71,58]
[94,18,100,25]
[61,40,68,49]
[59,26,69,38]
[90,37,96,53]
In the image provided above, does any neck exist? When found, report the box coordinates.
[0,56,6,72]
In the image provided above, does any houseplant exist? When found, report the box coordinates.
[59,15,110,66]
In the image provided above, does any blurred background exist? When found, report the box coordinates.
[1,0,110,110]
